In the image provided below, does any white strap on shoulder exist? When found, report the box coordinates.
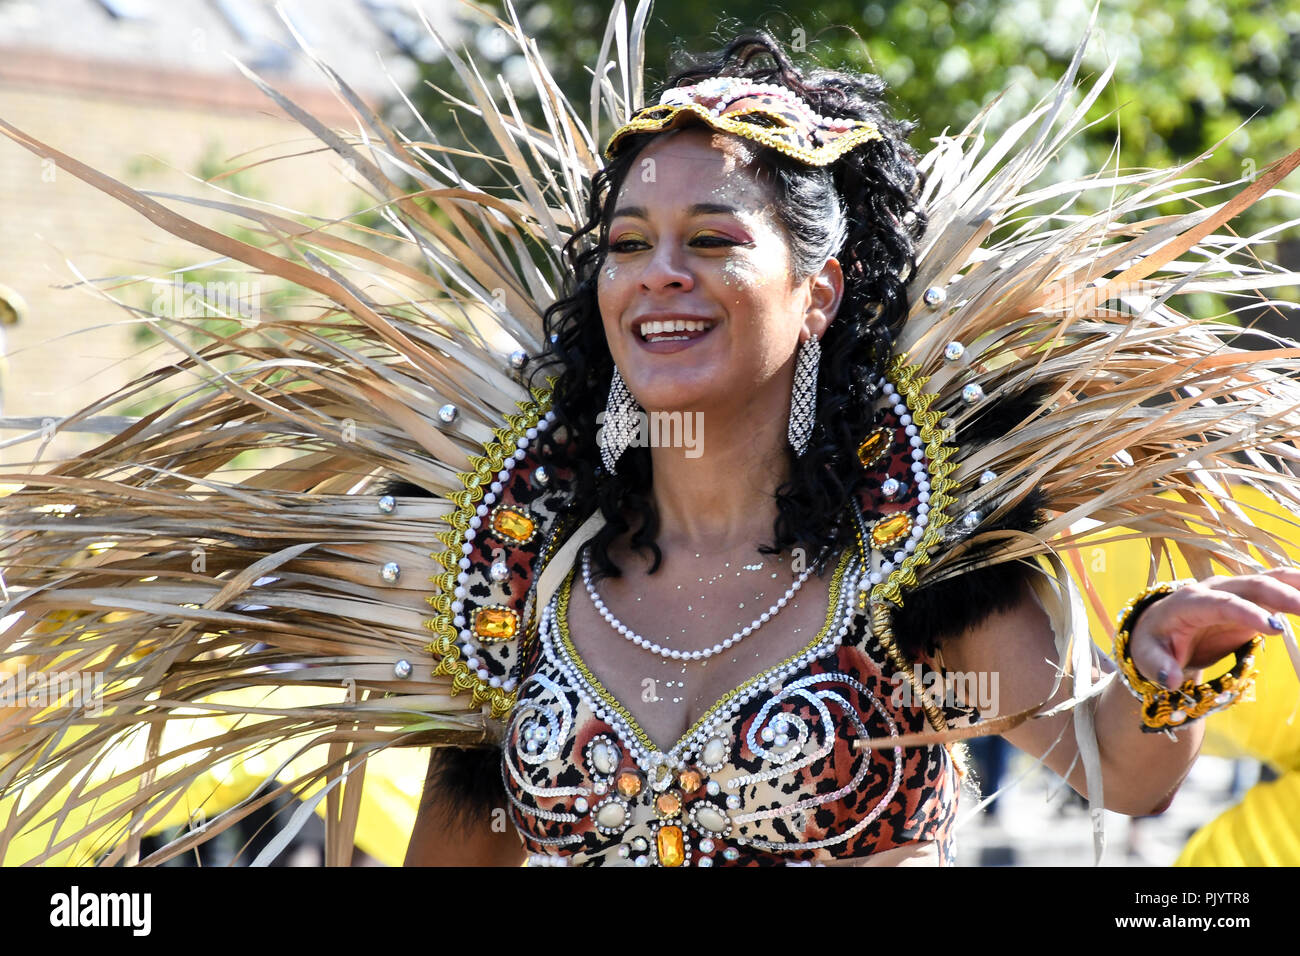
[535,509,606,613]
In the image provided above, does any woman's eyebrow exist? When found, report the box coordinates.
[611,202,742,220]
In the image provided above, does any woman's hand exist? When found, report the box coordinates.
[1127,567,1300,689]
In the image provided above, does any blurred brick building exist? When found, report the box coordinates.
[0,0,453,465]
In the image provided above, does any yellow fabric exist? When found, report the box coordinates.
[0,684,426,867]
[1175,769,1300,866]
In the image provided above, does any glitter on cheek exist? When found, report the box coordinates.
[604,263,618,282]
[720,255,762,288]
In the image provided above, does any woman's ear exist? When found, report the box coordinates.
[803,256,844,340]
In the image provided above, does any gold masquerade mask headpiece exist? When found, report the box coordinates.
[603,75,884,166]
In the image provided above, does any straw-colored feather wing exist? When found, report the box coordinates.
[3,0,1300,867]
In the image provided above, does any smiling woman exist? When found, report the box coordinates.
[4,0,1300,870]
[539,62,925,597]
[449,38,982,865]
[402,23,1300,867]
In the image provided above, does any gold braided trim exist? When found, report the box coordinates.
[852,521,948,736]
[603,102,884,166]
[868,353,959,609]
[519,512,573,667]
[856,353,962,735]
[421,384,553,721]
[1111,582,1262,732]
[553,547,854,756]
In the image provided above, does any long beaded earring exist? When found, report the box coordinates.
[787,332,820,456]
[600,365,640,474]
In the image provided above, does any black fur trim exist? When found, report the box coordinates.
[421,745,507,828]
[958,382,1060,449]
[891,484,1050,659]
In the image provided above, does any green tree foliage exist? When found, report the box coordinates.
[421,0,1300,243]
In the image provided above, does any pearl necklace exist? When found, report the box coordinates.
[580,551,813,660]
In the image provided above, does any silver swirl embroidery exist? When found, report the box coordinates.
[511,671,573,766]
[738,687,837,784]
[731,672,904,852]
[503,671,590,825]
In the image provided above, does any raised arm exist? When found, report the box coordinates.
[938,568,1299,816]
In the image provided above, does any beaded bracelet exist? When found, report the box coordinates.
[1111,582,1262,734]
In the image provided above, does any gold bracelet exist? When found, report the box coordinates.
[1111,582,1262,734]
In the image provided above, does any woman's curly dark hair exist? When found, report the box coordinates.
[528,28,928,580]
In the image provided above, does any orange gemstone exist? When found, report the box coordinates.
[472,606,518,642]
[677,769,703,794]
[870,512,913,549]
[491,507,536,543]
[856,427,892,469]
[615,769,643,798]
[657,825,685,867]
[655,790,682,819]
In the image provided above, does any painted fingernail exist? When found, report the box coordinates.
[1156,666,1172,689]
[1268,614,1285,632]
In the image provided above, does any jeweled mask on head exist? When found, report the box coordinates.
[604,75,884,167]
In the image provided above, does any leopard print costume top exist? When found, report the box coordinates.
[503,544,982,866]
[438,374,1011,866]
